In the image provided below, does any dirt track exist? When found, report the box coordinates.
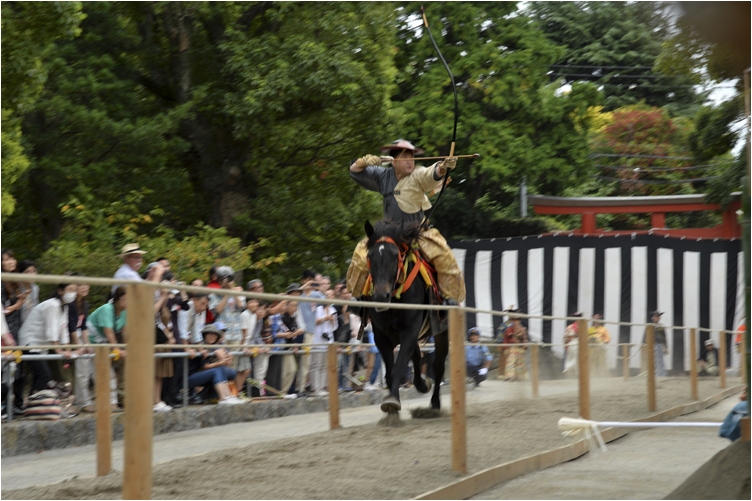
[2,377,742,500]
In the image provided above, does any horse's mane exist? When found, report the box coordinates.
[367,219,422,248]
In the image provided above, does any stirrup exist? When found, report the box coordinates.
[443,298,458,306]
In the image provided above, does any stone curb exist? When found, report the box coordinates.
[1,386,429,457]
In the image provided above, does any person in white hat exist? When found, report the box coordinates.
[698,338,719,376]
[347,139,465,304]
[112,243,166,294]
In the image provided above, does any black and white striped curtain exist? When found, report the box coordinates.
[449,234,745,373]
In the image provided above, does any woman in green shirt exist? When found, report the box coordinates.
[86,287,127,411]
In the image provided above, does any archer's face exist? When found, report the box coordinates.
[393,149,415,178]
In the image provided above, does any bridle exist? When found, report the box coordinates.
[367,236,408,296]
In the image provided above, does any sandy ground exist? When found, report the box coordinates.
[2,376,743,500]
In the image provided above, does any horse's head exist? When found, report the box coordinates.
[365,219,421,311]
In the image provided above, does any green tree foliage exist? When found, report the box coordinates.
[0,1,85,225]
[3,1,394,286]
[655,3,749,207]
[529,1,700,114]
[392,2,600,238]
[36,188,275,305]
[562,103,723,230]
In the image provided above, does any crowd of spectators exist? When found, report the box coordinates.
[1,244,393,419]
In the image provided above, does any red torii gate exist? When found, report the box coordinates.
[529,193,742,239]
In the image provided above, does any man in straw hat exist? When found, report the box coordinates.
[347,139,465,304]
[112,243,166,294]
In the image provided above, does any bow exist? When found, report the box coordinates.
[420,5,458,230]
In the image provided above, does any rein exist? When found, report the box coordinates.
[364,236,435,299]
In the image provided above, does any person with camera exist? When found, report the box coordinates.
[112,244,166,296]
[249,300,272,396]
[296,270,325,396]
[147,265,177,413]
[17,259,40,324]
[311,290,338,397]
[208,266,248,393]
[160,273,192,409]
[2,250,32,414]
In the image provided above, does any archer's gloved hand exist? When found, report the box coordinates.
[353,154,382,170]
[441,157,457,171]
[478,367,488,376]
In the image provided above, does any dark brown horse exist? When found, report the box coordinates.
[364,219,448,414]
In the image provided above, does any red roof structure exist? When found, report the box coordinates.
[529,193,742,239]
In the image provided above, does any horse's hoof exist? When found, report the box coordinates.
[416,375,433,394]
[380,396,401,413]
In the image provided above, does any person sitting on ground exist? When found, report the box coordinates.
[697,339,719,376]
[719,386,749,442]
[465,327,492,386]
[186,324,242,405]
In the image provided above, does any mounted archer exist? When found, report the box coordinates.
[346,139,466,305]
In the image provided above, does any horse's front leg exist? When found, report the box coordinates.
[379,338,415,413]
[374,332,394,391]
[431,332,449,410]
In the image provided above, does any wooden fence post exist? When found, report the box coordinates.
[327,344,340,430]
[622,344,629,381]
[531,344,539,398]
[690,329,699,400]
[95,346,112,477]
[448,308,467,474]
[577,319,589,419]
[719,330,727,389]
[646,325,656,412]
[123,283,155,500]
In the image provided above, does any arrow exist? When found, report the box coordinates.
[381,153,480,162]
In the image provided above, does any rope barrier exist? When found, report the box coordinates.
[1,272,741,334]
